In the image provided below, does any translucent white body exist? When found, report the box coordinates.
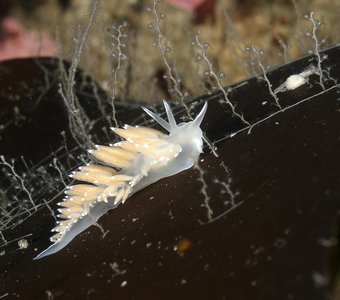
[34,101,207,259]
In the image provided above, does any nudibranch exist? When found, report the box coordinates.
[34,101,207,259]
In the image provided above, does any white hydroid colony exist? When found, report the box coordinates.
[34,101,208,259]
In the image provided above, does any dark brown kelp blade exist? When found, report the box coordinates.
[0,46,339,300]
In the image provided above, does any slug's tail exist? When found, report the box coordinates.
[34,164,134,259]
[34,200,119,259]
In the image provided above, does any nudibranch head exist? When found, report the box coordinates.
[143,100,207,163]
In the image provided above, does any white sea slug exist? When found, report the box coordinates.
[34,101,208,259]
